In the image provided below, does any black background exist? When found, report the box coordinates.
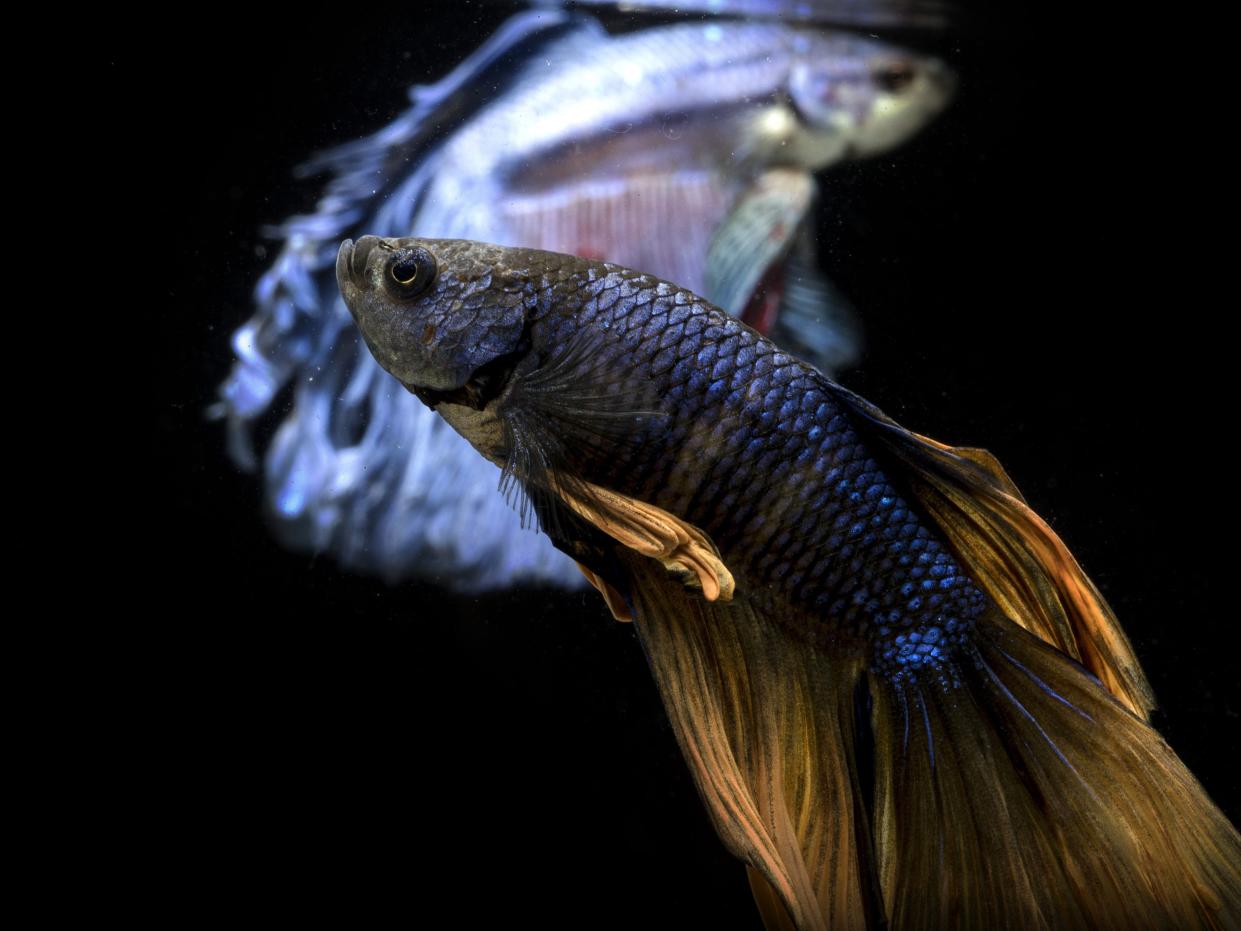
[137,2,1234,926]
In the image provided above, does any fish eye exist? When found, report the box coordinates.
[873,62,916,93]
[384,247,437,299]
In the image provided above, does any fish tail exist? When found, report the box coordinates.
[626,558,1241,930]
[870,609,1240,930]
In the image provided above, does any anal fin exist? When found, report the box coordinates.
[620,550,877,931]
[620,549,1241,930]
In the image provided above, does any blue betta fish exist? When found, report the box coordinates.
[215,8,953,592]
[335,235,1241,930]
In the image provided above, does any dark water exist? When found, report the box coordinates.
[139,2,1235,926]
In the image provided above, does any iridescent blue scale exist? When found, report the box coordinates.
[527,259,988,683]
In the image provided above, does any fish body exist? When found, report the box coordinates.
[342,236,977,666]
[337,236,1241,930]
[217,10,952,592]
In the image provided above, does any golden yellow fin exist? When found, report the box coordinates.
[555,479,735,603]
[871,612,1241,930]
[821,381,1155,719]
[621,545,1241,929]
[574,562,632,622]
[621,550,878,931]
[748,866,800,931]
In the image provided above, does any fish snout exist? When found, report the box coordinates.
[336,238,355,295]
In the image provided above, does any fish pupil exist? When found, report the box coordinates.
[392,258,419,285]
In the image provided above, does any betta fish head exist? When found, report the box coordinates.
[336,236,531,407]
[786,33,956,163]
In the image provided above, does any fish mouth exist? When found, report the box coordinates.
[336,238,356,296]
[336,236,385,294]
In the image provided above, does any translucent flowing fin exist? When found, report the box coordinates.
[502,170,733,299]
[871,612,1241,929]
[770,228,860,373]
[748,866,800,931]
[289,9,591,212]
[621,551,879,931]
[705,169,815,317]
[820,379,1156,718]
[616,544,1240,929]
[706,171,859,372]
[575,561,632,621]
[216,8,596,462]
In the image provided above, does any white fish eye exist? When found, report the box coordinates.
[384,248,437,298]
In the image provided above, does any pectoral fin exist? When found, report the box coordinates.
[819,378,1156,719]
[769,229,860,373]
[495,329,734,604]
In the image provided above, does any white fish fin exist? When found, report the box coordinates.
[769,227,861,375]
[501,171,734,296]
[705,168,815,318]
[216,9,599,459]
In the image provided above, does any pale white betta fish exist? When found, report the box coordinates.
[216,7,953,591]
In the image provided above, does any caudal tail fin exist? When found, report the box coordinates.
[623,554,1241,930]
[871,609,1240,930]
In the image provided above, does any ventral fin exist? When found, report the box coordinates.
[559,480,735,604]
[769,228,860,374]
[706,168,815,319]
[819,378,1155,719]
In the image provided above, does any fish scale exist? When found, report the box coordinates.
[522,255,983,681]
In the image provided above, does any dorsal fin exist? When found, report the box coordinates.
[282,10,600,238]
[819,379,1156,719]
